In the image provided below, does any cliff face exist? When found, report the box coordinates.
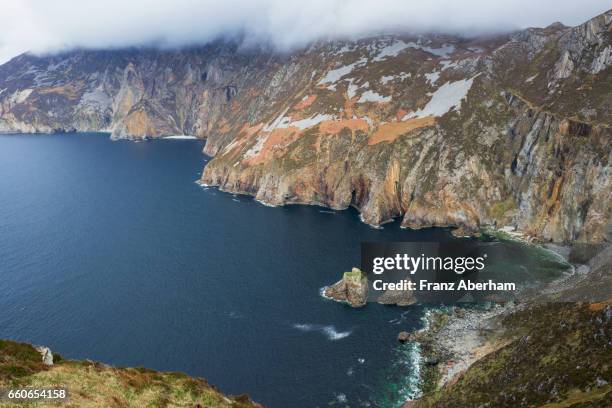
[0,11,610,243]
[0,45,279,138]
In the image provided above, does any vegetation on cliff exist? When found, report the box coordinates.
[0,340,260,408]
[407,244,612,408]
[411,301,611,408]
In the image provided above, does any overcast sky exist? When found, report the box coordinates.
[0,0,608,64]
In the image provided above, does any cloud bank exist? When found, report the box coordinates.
[0,0,608,64]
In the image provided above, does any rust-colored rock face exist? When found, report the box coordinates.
[1,11,610,243]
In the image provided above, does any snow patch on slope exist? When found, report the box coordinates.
[264,111,335,132]
[347,80,359,99]
[439,60,458,71]
[373,40,456,61]
[244,135,267,159]
[380,72,411,84]
[404,76,477,120]
[373,40,412,61]
[263,107,291,132]
[422,44,455,57]
[358,90,391,103]
[318,58,367,84]
[424,71,440,85]
[290,114,335,129]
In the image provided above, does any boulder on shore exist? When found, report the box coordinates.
[397,331,411,343]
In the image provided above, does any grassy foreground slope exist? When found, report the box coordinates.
[0,340,260,408]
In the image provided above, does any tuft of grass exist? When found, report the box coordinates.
[343,268,365,283]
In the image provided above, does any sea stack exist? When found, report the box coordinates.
[324,267,369,307]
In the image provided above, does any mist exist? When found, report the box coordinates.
[0,0,608,64]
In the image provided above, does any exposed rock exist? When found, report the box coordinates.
[450,226,480,238]
[397,331,411,343]
[34,345,53,365]
[324,267,368,307]
[553,50,574,79]
[423,357,439,366]
[378,285,416,306]
[0,11,610,244]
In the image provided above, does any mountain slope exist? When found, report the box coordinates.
[0,11,610,243]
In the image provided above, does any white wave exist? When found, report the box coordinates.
[293,323,352,340]
[255,198,278,208]
[400,342,424,401]
[359,213,383,229]
[293,323,313,331]
[163,135,197,140]
[335,393,348,403]
[323,326,352,340]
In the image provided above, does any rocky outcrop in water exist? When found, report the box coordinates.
[324,267,369,307]
[378,285,416,306]
[0,11,610,243]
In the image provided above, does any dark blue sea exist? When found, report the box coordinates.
[0,133,569,407]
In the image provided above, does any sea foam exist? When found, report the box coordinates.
[293,323,352,340]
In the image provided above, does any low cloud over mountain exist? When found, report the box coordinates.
[0,0,608,63]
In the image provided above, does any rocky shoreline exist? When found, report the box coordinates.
[402,241,611,406]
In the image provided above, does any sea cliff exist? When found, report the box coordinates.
[0,11,609,243]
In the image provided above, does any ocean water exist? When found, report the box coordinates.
[0,133,569,407]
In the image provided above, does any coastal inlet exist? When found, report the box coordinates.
[0,133,571,408]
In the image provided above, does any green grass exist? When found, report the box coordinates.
[489,197,517,219]
[343,268,365,283]
[0,339,261,408]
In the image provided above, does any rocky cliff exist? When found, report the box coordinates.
[0,11,610,243]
